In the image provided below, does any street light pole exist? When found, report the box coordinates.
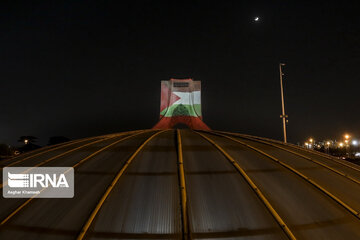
[279,63,288,143]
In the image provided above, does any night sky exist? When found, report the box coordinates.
[1,1,359,145]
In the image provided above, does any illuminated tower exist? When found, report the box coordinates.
[153,78,210,130]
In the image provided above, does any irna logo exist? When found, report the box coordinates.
[3,167,74,198]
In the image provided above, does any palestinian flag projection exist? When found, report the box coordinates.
[153,79,210,130]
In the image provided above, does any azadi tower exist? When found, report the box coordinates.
[153,78,210,130]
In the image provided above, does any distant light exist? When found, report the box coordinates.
[344,134,350,139]
[309,138,314,143]
[254,17,259,22]
[345,139,349,144]
[339,142,344,147]
[352,140,358,146]
[326,141,331,145]
[355,152,360,157]
[305,142,309,146]
[24,139,29,145]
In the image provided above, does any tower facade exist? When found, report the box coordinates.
[153,78,210,130]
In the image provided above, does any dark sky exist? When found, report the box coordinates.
[1,0,360,145]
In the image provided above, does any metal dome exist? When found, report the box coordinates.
[1,129,360,239]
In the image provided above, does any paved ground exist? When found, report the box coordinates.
[0,129,360,239]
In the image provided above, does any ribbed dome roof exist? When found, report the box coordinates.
[1,129,360,240]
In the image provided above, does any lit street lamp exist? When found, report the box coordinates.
[342,134,351,157]
[326,141,331,154]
